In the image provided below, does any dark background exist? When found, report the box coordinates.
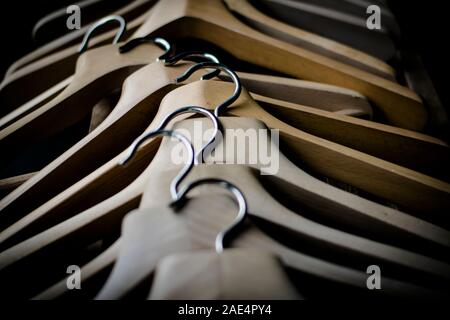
[0,1,448,126]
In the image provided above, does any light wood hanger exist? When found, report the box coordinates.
[0,0,389,120]
[28,198,446,300]
[0,57,225,235]
[4,0,155,78]
[0,41,170,168]
[31,146,450,300]
[0,11,151,116]
[254,0,397,61]
[130,0,425,130]
[32,0,130,45]
[251,93,450,180]
[0,59,374,239]
[148,248,303,300]
[95,160,450,299]
[0,66,373,133]
[2,78,449,252]
[2,117,450,296]
[97,194,447,299]
[3,131,447,299]
[34,205,443,300]
[158,80,450,220]
[225,72,374,118]
[223,0,395,79]
[146,182,302,300]
[0,71,372,210]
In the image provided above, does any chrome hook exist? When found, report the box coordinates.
[121,106,220,197]
[164,51,220,80]
[119,37,172,62]
[78,15,126,53]
[172,178,248,253]
[175,62,242,117]
[120,130,194,201]
[153,106,220,165]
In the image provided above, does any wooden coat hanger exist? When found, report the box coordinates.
[254,0,397,61]
[0,38,171,168]
[223,0,395,79]
[0,56,375,239]
[148,248,303,300]
[13,123,446,299]
[1,0,390,120]
[3,116,450,300]
[130,0,425,130]
[0,70,373,204]
[0,60,373,133]
[35,203,444,300]
[129,179,301,300]
[157,78,450,220]
[3,0,422,129]
[2,114,448,260]
[32,198,442,300]
[251,93,450,180]
[0,12,151,116]
[95,155,450,298]
[4,0,155,78]
[224,72,374,118]
[2,71,449,252]
[31,0,131,45]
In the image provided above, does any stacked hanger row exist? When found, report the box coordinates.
[0,0,449,299]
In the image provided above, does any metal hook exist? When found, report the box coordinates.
[120,106,219,197]
[119,37,172,62]
[120,130,195,201]
[153,106,220,165]
[172,179,248,253]
[78,15,126,53]
[164,51,220,80]
[175,62,242,117]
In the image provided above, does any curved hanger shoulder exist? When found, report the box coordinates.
[160,80,450,222]
[0,63,374,239]
[4,0,154,78]
[2,117,448,297]
[148,249,303,300]
[0,60,187,239]
[229,72,374,117]
[134,0,424,130]
[97,177,449,299]
[252,93,450,180]
[0,44,163,171]
[255,0,397,60]
[224,0,395,79]
[0,12,148,116]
